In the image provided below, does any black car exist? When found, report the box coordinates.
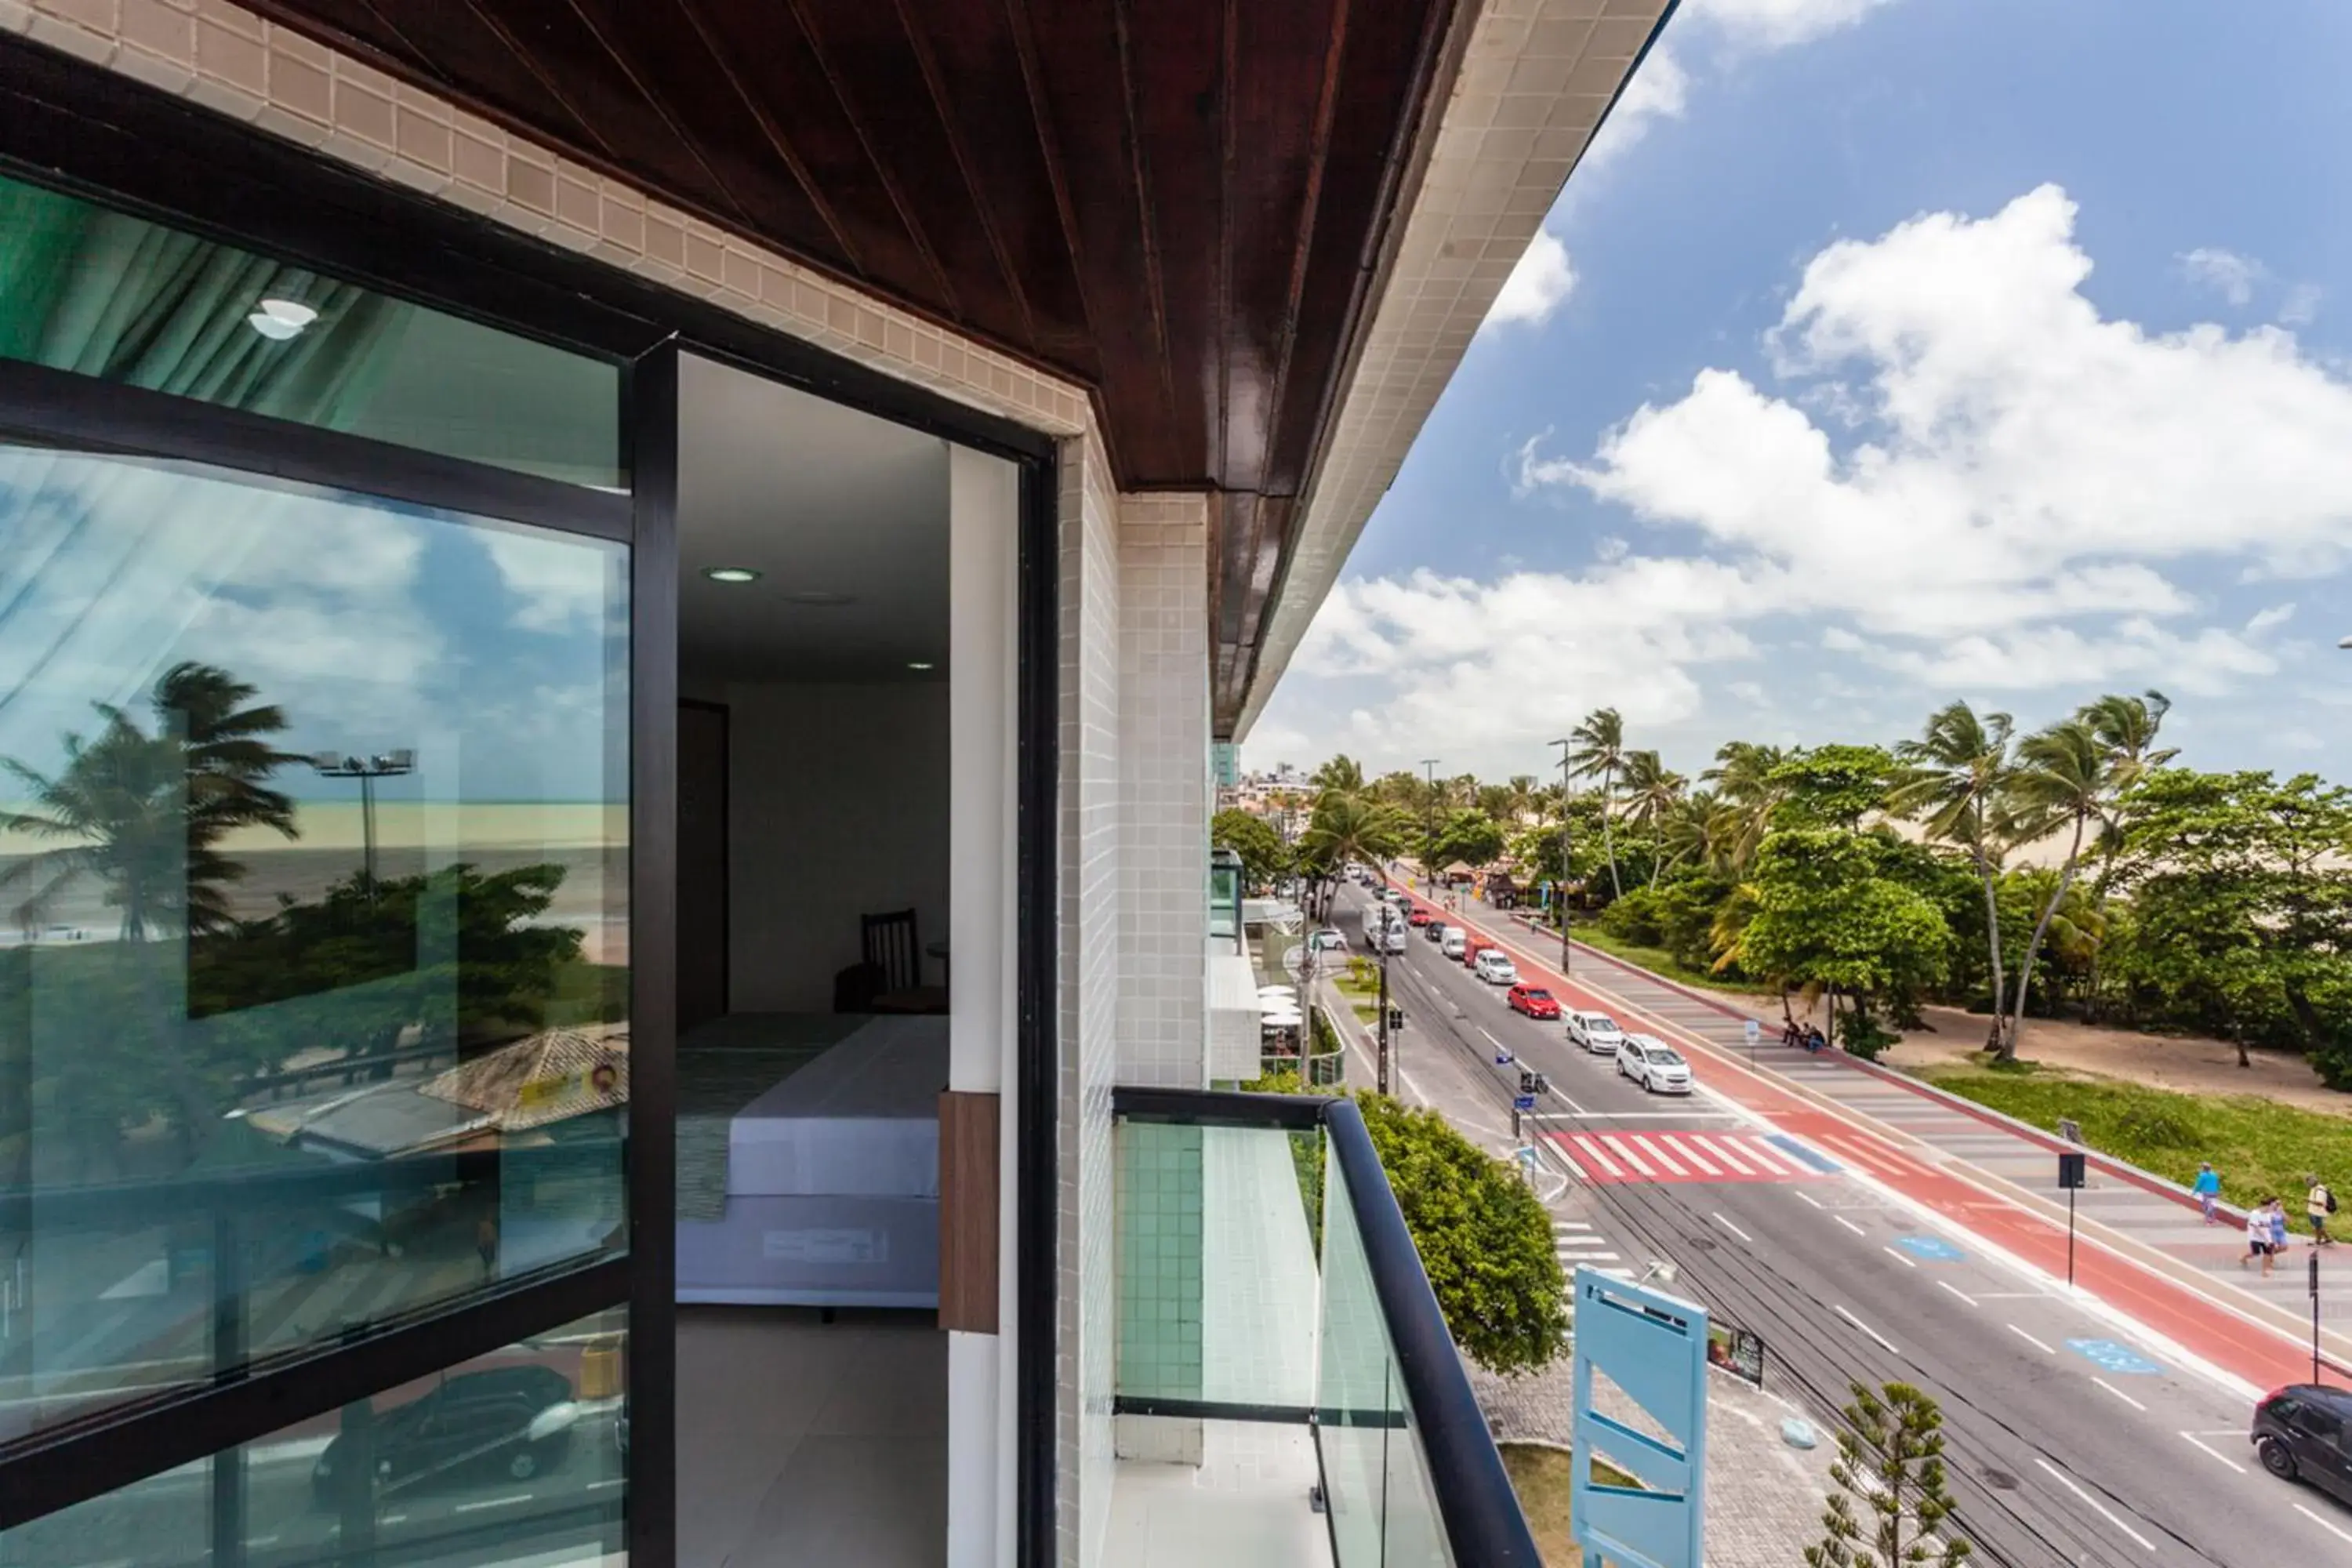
[1423,920,1448,943]
[2252,1384,2352,1507]
[314,1364,580,1501]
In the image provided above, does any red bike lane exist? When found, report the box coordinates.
[1383,877,2324,1395]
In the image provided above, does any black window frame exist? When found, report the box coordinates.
[0,29,1064,1568]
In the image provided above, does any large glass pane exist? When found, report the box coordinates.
[0,1305,628,1567]
[1316,1154,1402,1566]
[0,172,623,489]
[0,443,629,1440]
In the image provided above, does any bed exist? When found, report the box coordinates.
[675,1012,947,1308]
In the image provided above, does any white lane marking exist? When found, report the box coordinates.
[2294,1503,2352,1544]
[1555,1145,1591,1179]
[2007,1324,2057,1355]
[1833,1304,1900,1356]
[1570,1134,1625,1178]
[2032,1457,2156,1552]
[2177,1432,2245,1474]
[453,1494,535,1513]
[1610,1138,1657,1178]
[1677,1138,1725,1178]
[2092,1377,2147,1412]
[1970,1292,2049,1300]
[1711,1138,1764,1176]
[1541,1110,1739,1120]
[1555,1236,1617,1251]
[1560,1250,1621,1264]
[1882,1245,1918,1269]
[1711,1212,1755,1245]
[1795,1190,1827,1210]
[1834,1214,1868,1237]
[1554,1219,1594,1231]
[1632,1134,1689,1177]
[1937,1280,1980,1308]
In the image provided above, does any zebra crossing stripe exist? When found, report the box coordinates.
[1710,1138,1762,1176]
[1676,1139,1723,1177]
[1571,1134,1624,1178]
[1607,1137,1655,1177]
[1631,1134,1688,1177]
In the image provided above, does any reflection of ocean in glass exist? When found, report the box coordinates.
[0,443,629,1443]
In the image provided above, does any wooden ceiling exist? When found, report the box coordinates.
[244,0,1462,731]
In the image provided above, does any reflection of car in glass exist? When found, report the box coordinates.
[2252,1385,2352,1506]
[1473,949,1519,986]
[1309,928,1348,952]
[1566,1010,1624,1055]
[1506,985,1560,1019]
[1615,1036,1692,1094]
[314,1365,579,1499]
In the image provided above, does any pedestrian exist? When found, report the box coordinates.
[2308,1174,2337,1247]
[477,1213,499,1279]
[2191,1162,2220,1225]
[2243,1198,2279,1276]
[2270,1200,2292,1272]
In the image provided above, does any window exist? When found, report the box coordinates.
[0,442,630,1441]
[0,173,623,488]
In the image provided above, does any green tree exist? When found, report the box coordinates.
[1212,807,1292,891]
[1312,754,1367,794]
[1806,1381,1971,1568]
[1620,750,1688,885]
[1767,744,1895,832]
[1891,701,2018,1055]
[1423,808,1506,873]
[1700,740,1789,873]
[1297,791,1409,916]
[1568,707,1629,898]
[1998,720,2117,1062]
[1730,828,1947,1054]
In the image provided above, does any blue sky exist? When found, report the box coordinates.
[1250,0,2352,785]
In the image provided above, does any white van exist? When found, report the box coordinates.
[1441,927,1468,960]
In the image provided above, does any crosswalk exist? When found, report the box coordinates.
[1546,1128,1838,1185]
[1553,1218,1631,1280]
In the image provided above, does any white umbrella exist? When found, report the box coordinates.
[1261,1008,1305,1024]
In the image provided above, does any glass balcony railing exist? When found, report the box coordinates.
[1112,1087,1537,1566]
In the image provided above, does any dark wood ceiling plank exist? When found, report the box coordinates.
[1121,0,1225,486]
[998,0,1105,364]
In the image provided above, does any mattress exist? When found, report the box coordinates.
[677,1194,940,1308]
[726,1014,948,1199]
[674,1013,865,1222]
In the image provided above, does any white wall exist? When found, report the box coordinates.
[723,681,950,1013]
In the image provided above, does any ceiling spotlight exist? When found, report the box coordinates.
[907,661,935,671]
[247,298,318,339]
[702,566,762,584]
[246,312,303,340]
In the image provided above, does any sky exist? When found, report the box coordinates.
[1246,0,2352,788]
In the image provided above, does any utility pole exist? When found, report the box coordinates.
[1375,943,1391,1096]
[1548,738,1573,979]
[1419,758,1440,889]
[310,750,416,887]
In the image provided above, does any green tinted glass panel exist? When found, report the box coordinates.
[0,172,622,488]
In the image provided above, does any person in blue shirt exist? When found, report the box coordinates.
[2191,1162,2221,1225]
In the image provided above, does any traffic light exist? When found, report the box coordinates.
[1518,1070,1548,1096]
[1385,1005,1405,1034]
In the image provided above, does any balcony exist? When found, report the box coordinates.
[1107,1088,1538,1566]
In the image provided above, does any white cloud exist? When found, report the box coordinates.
[1581,44,1690,172]
[1685,0,1898,49]
[478,526,620,632]
[2179,246,2264,307]
[2282,284,2323,327]
[2246,601,2297,635]
[1485,230,1577,329]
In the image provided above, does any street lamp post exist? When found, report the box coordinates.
[1549,738,1573,980]
[1419,758,1440,888]
[310,750,416,887]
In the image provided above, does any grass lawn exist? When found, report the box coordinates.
[1568,925,1778,997]
[1917,1066,2350,1235]
[1498,1443,1642,1564]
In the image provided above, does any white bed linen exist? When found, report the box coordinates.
[726,1014,948,1198]
[677,1194,938,1308]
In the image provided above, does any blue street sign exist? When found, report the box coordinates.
[1893,1236,1966,1262]
[1514,1094,1537,1112]
[1496,1051,1513,1065]
[2066,1338,2164,1375]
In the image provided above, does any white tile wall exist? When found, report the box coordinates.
[1116,494,1212,1091]
[1236,0,1673,735]
[1056,437,1122,1568]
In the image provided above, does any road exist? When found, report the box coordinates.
[1330,881,2352,1568]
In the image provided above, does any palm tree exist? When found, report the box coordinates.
[1504,775,1542,826]
[1700,740,1788,873]
[1568,707,1628,898]
[1311,754,1366,795]
[1998,719,2116,1061]
[1657,789,1727,879]
[2079,689,2176,781]
[1298,793,1408,915]
[1620,750,1688,886]
[1890,700,2017,1055]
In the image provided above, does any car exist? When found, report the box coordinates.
[1423,920,1450,944]
[1406,906,1434,927]
[1310,927,1347,953]
[1507,985,1561,1020]
[1616,1034,1693,1094]
[1440,927,1468,960]
[1377,925,1409,954]
[2252,1385,2352,1506]
[313,1364,579,1500]
[1462,935,1497,969]
[1566,1009,1626,1056]
[1474,949,1519,986]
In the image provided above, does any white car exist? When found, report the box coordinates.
[1377,925,1409,954]
[1440,927,1468,960]
[1616,1034,1693,1094]
[1310,927,1348,953]
[1566,1009,1625,1056]
[1473,949,1519,986]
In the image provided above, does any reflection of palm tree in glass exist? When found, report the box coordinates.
[2,661,300,938]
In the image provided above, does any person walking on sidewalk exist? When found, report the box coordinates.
[2193,1162,2221,1225]
[2309,1174,2337,1247]
[2244,1198,2285,1277]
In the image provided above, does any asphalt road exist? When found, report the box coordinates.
[1331,884,2352,1568]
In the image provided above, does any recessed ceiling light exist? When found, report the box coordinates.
[782,590,855,607]
[907,662,935,671]
[246,312,303,340]
[247,298,318,339]
[703,566,762,584]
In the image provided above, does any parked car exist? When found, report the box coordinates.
[1615,1035,1693,1094]
[313,1364,579,1500]
[1440,927,1468,960]
[1461,935,1495,969]
[1474,949,1519,986]
[1310,927,1347,952]
[1406,906,1434,927]
[2252,1385,2352,1506]
[1507,985,1561,1020]
[1377,925,1409,954]
[1566,1010,1625,1056]
[1423,920,1450,945]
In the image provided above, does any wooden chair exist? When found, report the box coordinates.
[864,908,947,1014]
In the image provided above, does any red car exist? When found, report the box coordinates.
[1507,985,1561,1020]
[1406,906,1434,927]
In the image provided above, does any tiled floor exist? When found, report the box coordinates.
[676,1305,945,1568]
[1106,1420,1333,1567]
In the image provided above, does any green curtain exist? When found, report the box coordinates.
[0,176,412,430]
